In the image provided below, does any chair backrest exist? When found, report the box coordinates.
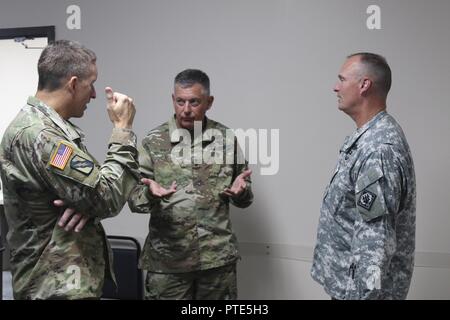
[102,235,143,300]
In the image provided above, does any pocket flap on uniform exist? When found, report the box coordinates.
[355,167,384,194]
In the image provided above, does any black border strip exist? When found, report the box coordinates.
[0,26,55,41]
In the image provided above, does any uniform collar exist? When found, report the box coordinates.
[341,110,387,153]
[168,115,214,144]
[27,96,83,142]
[168,115,180,143]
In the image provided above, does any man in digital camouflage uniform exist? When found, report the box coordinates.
[128,69,253,299]
[0,40,139,299]
[311,53,416,300]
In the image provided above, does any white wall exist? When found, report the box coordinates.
[1,0,450,299]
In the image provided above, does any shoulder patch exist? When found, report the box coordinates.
[357,190,377,210]
[70,155,94,175]
[50,142,73,170]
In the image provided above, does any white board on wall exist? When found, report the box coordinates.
[0,37,47,203]
[0,37,47,139]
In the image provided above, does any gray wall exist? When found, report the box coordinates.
[1,0,450,299]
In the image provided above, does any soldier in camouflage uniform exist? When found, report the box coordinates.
[311,53,416,299]
[128,69,253,299]
[0,40,139,299]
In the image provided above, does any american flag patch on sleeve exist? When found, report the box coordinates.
[50,142,73,170]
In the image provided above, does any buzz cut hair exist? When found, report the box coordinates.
[348,52,392,98]
[174,69,210,96]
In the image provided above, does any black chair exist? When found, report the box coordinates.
[101,235,144,300]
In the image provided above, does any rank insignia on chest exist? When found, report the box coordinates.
[70,155,94,175]
[357,190,377,210]
[50,142,73,170]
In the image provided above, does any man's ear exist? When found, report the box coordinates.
[207,96,214,110]
[360,78,372,95]
[67,76,78,94]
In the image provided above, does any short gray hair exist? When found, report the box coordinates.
[348,52,392,98]
[38,40,96,91]
[174,69,210,96]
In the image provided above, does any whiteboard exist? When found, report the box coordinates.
[0,37,48,204]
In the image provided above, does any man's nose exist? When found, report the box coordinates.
[183,102,192,113]
[333,83,339,93]
[91,86,97,99]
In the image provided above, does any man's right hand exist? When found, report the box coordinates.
[105,87,136,129]
[141,178,177,198]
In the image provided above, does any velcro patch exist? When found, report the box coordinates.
[70,155,94,175]
[357,190,377,211]
[50,142,73,170]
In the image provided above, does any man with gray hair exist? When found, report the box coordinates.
[311,53,416,299]
[128,69,253,299]
[0,40,140,299]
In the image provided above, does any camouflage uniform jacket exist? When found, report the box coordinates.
[311,111,416,300]
[128,116,253,273]
[0,97,139,299]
